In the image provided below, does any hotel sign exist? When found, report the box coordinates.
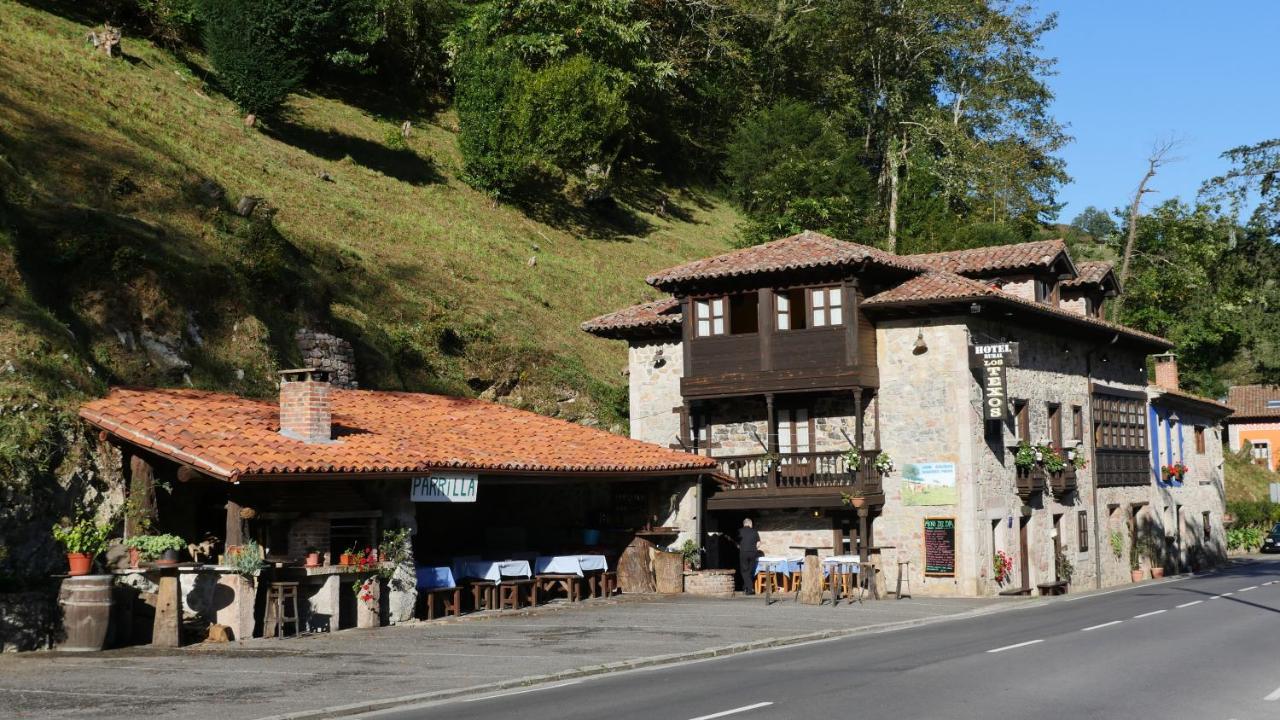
[969,342,1019,423]
[411,473,479,503]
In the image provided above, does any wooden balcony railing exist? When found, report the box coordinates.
[1015,466,1046,499]
[714,450,884,496]
[1048,466,1078,497]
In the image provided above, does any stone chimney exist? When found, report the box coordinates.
[278,368,333,443]
[1153,353,1179,391]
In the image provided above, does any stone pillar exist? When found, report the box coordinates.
[215,574,256,641]
[310,574,341,632]
[355,577,380,629]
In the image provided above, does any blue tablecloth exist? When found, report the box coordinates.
[534,555,609,576]
[455,559,533,584]
[416,565,456,590]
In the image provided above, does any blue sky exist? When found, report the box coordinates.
[1038,1,1278,223]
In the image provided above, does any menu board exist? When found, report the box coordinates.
[923,517,956,576]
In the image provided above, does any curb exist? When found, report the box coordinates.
[253,601,1022,720]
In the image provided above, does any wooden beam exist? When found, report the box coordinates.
[225,495,245,549]
[125,453,157,538]
[758,287,773,372]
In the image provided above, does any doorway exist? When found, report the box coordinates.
[1019,515,1031,589]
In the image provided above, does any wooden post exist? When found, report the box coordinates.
[798,555,823,605]
[225,496,244,550]
[758,287,773,371]
[124,453,157,538]
[152,570,181,648]
[765,393,778,490]
[854,389,865,449]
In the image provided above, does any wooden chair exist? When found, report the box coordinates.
[468,580,497,611]
[599,571,618,597]
[264,582,300,638]
[419,586,462,620]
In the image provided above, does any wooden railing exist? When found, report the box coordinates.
[715,450,884,495]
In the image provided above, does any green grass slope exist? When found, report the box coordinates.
[0,0,740,426]
[1225,449,1277,503]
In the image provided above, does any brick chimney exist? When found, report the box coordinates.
[1153,353,1179,391]
[278,368,333,443]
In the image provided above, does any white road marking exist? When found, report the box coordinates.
[1239,586,1258,592]
[1082,620,1123,632]
[461,681,580,703]
[1175,600,1203,608]
[987,639,1044,653]
[687,702,774,720]
[1265,685,1280,702]
[1222,592,1235,596]
[1264,581,1275,586]
[1133,610,1166,619]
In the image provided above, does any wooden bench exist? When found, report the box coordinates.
[498,579,536,610]
[998,586,1033,597]
[419,586,462,620]
[1037,580,1068,596]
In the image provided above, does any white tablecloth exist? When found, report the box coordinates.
[822,555,861,572]
[534,555,609,576]
[755,555,804,575]
[455,559,533,583]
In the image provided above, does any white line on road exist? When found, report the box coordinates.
[987,639,1044,653]
[1264,685,1280,702]
[1240,586,1258,592]
[1265,581,1275,586]
[1133,610,1167,619]
[1222,592,1235,596]
[461,681,580,703]
[687,701,774,720]
[1081,621,1123,632]
[1175,600,1203,608]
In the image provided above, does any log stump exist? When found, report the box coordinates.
[653,550,683,593]
[798,555,823,605]
[619,537,657,594]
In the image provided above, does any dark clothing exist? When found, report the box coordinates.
[738,526,761,592]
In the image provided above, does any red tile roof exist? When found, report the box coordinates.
[906,239,1070,276]
[646,231,918,291]
[1226,384,1280,421]
[862,271,1172,349]
[1061,260,1116,289]
[581,298,681,339]
[80,388,718,481]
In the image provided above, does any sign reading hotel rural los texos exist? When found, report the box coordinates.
[411,473,479,503]
[969,342,1019,423]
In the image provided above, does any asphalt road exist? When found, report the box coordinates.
[359,559,1280,720]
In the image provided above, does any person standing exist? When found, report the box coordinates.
[738,518,761,595]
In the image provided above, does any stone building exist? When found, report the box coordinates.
[583,232,1232,597]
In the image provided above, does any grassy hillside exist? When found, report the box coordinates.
[1225,449,1277,503]
[0,0,741,421]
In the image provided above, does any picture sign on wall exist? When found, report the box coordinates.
[902,462,958,506]
[969,342,1020,424]
[923,517,956,576]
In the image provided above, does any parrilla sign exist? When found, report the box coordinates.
[410,473,479,503]
[969,342,1019,423]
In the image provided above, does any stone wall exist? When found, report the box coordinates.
[628,339,683,448]
[1147,399,1228,570]
[0,590,59,652]
[1059,292,1088,317]
[684,569,735,596]
[295,330,358,389]
[755,510,832,557]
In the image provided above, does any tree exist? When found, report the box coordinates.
[724,99,875,245]
[1070,206,1119,242]
[199,0,334,117]
[1112,138,1179,320]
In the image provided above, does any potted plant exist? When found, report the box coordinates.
[1040,444,1066,474]
[1055,548,1074,587]
[679,539,701,571]
[230,540,264,578]
[843,447,863,471]
[1109,530,1125,561]
[841,490,869,509]
[1014,442,1037,471]
[993,550,1013,585]
[1129,540,1144,583]
[874,451,894,475]
[51,514,112,576]
[340,546,357,566]
[124,534,186,567]
[1141,536,1164,578]
[305,548,321,568]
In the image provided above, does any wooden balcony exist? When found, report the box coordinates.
[707,450,885,510]
[1048,466,1078,497]
[1015,466,1046,500]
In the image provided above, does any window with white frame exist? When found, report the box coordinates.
[694,297,725,337]
[1251,441,1271,464]
[809,287,843,327]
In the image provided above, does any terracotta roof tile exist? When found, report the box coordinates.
[80,388,717,480]
[1062,260,1116,288]
[1226,384,1280,420]
[906,239,1069,276]
[581,298,681,338]
[862,272,1172,349]
[1149,386,1234,416]
[645,231,918,291]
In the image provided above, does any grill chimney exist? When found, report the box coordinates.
[1153,353,1179,391]
[278,368,333,443]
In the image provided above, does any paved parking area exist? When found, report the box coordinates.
[0,592,1011,719]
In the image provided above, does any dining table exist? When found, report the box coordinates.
[534,554,609,577]
[453,559,533,584]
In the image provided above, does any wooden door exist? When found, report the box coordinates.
[1019,516,1031,589]
[1052,514,1063,582]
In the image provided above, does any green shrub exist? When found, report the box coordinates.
[1226,499,1280,528]
[136,0,201,46]
[1227,526,1263,552]
[123,533,186,559]
[231,540,265,577]
[198,0,325,115]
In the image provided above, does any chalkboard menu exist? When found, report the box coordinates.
[923,517,956,576]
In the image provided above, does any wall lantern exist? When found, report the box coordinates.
[969,303,983,314]
[653,348,666,369]
[912,329,928,355]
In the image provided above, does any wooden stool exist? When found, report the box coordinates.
[420,587,462,620]
[600,571,618,597]
[895,561,911,599]
[468,580,497,611]
[535,574,581,602]
[264,582,300,638]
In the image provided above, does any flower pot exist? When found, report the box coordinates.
[306,552,321,568]
[1130,569,1144,583]
[155,548,180,567]
[1151,567,1165,579]
[66,552,93,577]
[340,553,354,566]
[128,547,141,569]
[848,496,867,509]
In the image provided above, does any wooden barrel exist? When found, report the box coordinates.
[58,575,113,652]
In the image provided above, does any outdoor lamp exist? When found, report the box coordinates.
[913,330,928,355]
